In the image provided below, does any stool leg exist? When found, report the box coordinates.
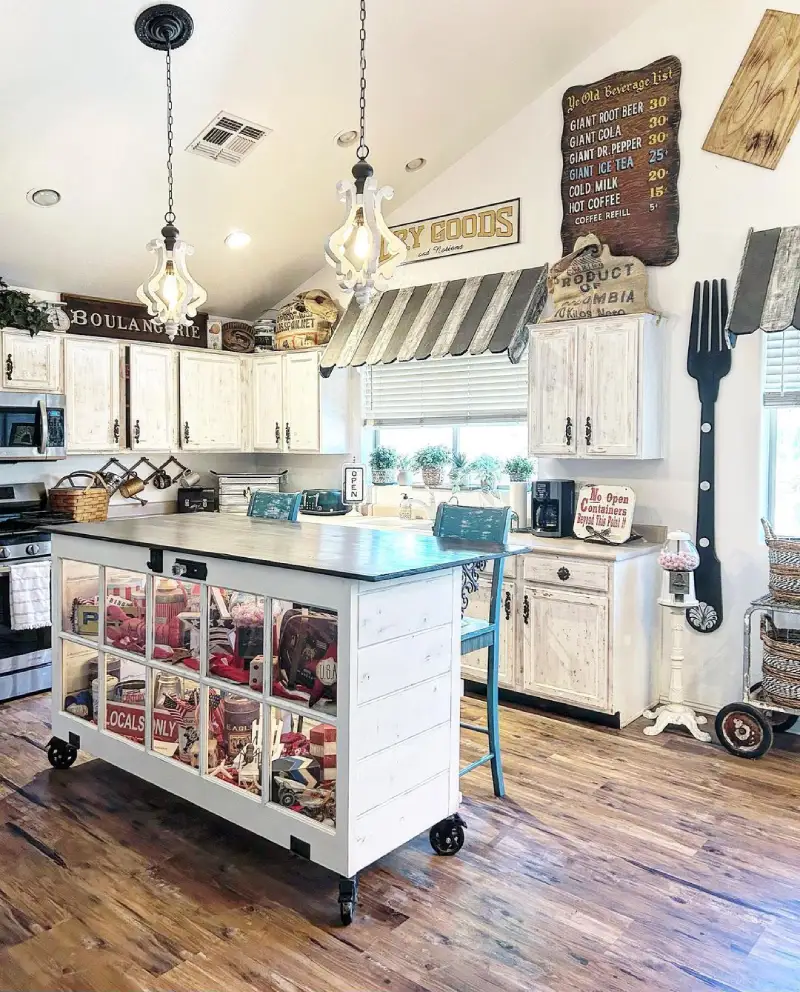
[486,631,505,798]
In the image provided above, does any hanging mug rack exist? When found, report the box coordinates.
[95,455,192,504]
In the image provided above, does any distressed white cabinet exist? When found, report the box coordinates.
[252,354,284,452]
[528,313,662,459]
[129,344,177,451]
[284,352,322,452]
[64,338,121,452]
[179,352,243,451]
[461,579,516,690]
[2,330,62,392]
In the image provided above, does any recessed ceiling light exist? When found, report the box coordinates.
[27,188,61,207]
[335,129,359,148]
[405,157,427,173]
[225,230,251,249]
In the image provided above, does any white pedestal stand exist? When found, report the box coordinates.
[643,603,711,742]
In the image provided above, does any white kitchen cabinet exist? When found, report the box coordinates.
[129,344,177,451]
[179,351,243,451]
[528,313,662,459]
[461,579,516,690]
[251,354,284,452]
[64,338,121,452]
[283,352,321,452]
[2,329,62,392]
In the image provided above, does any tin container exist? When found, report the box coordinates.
[225,697,260,759]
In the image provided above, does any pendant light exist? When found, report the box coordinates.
[135,4,207,341]
[325,0,407,308]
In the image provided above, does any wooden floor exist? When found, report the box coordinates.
[2,695,800,992]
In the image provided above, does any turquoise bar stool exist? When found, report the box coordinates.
[432,503,512,798]
[247,490,302,521]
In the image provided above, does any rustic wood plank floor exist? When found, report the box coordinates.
[1,693,800,992]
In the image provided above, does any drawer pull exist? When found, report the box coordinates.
[523,594,530,625]
[504,590,512,620]
[557,566,570,582]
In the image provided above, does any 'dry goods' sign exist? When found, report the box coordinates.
[560,56,681,266]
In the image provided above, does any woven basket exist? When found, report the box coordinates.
[760,614,800,706]
[762,518,800,605]
[49,472,110,523]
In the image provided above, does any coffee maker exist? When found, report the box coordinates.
[530,481,575,538]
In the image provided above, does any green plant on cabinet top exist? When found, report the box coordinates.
[0,279,51,337]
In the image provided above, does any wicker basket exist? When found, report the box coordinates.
[760,614,800,707]
[49,472,110,523]
[762,518,800,605]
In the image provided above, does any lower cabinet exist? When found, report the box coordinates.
[461,579,516,690]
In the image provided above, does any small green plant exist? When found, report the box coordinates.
[412,445,451,470]
[369,445,398,470]
[0,278,51,337]
[505,456,535,482]
[470,454,503,491]
[449,452,470,492]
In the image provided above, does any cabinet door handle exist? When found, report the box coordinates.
[275,421,281,445]
[504,590,512,621]
[113,418,120,443]
[285,422,291,448]
[565,416,572,446]
[5,354,12,380]
[523,594,530,625]
[557,566,570,582]
[184,421,190,444]
[133,420,141,443]
[585,416,592,446]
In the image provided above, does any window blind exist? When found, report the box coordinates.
[362,352,529,426]
[764,330,800,407]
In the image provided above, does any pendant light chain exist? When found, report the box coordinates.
[356,0,369,162]
[164,43,176,225]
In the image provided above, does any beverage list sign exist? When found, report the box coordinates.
[560,55,681,266]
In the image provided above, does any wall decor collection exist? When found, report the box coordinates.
[560,55,681,266]
[703,9,800,170]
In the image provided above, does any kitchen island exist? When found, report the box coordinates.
[48,514,526,922]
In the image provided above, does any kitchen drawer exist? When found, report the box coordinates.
[523,555,608,594]
[482,555,516,579]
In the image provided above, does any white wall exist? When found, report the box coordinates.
[290,0,800,710]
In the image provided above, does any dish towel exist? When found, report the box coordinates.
[10,560,51,631]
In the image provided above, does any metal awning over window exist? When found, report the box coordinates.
[319,266,547,377]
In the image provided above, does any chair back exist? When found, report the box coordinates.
[247,490,302,522]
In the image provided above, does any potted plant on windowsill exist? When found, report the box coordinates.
[450,452,469,492]
[369,445,399,485]
[397,455,413,487]
[413,444,451,488]
[470,455,503,492]
[505,456,535,483]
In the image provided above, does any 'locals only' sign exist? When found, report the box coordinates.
[62,294,209,349]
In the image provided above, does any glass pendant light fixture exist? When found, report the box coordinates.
[325,0,407,308]
[135,4,207,341]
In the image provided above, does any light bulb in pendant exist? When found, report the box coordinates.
[137,223,207,341]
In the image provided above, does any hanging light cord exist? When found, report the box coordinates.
[164,42,176,225]
[356,0,369,162]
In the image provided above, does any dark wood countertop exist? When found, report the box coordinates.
[50,515,529,582]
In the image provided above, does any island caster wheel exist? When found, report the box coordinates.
[715,703,774,759]
[338,876,357,926]
[47,738,77,769]
[769,713,798,734]
[429,813,466,856]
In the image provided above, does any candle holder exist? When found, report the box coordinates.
[643,531,711,742]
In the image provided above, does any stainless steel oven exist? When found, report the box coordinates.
[0,391,66,460]
[0,561,52,701]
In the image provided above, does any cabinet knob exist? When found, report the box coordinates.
[565,416,572,446]
[183,421,190,444]
[5,354,12,380]
[504,590,512,621]
[557,566,570,582]
[133,420,141,443]
[113,418,120,443]
[585,416,592,446]
[523,594,530,625]
[275,421,280,445]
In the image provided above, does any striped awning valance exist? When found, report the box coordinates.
[319,266,547,377]
[728,226,800,335]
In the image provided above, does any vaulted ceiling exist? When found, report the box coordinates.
[0,0,654,318]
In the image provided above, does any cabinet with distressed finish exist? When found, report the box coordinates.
[64,338,121,452]
[2,329,62,392]
[461,579,516,690]
[129,344,177,451]
[179,351,243,451]
[251,354,284,452]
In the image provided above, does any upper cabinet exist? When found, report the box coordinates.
[129,344,177,451]
[2,330,62,392]
[179,351,243,451]
[528,313,662,460]
[64,338,121,452]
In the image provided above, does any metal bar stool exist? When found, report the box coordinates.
[432,503,512,798]
[247,490,302,521]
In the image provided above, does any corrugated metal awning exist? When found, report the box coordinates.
[728,226,800,335]
[319,265,547,377]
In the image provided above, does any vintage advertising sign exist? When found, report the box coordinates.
[382,198,520,265]
[105,701,180,745]
[62,294,209,348]
[560,56,681,266]
[573,485,636,544]
[343,464,365,504]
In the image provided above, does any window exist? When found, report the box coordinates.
[765,330,800,532]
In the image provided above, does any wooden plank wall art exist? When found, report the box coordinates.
[703,9,800,170]
[727,226,800,334]
[560,55,682,266]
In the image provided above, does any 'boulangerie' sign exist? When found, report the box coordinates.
[62,294,208,349]
[573,485,636,543]
[381,198,520,265]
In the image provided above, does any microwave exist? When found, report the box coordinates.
[0,392,66,461]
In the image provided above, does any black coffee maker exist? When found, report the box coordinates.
[531,481,575,538]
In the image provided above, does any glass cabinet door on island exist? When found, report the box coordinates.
[270,708,337,828]
[104,569,148,656]
[61,560,101,641]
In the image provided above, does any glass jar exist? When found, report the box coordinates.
[658,531,700,572]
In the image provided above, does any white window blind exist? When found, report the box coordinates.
[362,352,529,426]
[764,330,800,407]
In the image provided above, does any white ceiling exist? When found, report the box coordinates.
[0,0,654,318]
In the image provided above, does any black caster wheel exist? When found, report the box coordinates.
[769,713,798,734]
[715,703,774,759]
[338,876,357,926]
[429,813,466,856]
[47,739,77,769]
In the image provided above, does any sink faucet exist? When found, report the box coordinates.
[447,495,460,506]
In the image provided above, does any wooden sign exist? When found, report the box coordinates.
[383,198,520,265]
[62,294,208,349]
[560,56,681,266]
[573,484,636,544]
[276,290,339,350]
[704,10,800,170]
[542,233,649,322]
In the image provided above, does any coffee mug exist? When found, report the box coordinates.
[179,469,201,488]
[152,469,171,490]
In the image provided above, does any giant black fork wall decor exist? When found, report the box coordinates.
[686,279,733,633]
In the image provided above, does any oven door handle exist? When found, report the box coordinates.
[37,399,47,455]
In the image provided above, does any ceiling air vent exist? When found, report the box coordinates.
[187,112,272,166]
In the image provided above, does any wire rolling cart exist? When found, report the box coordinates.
[716,595,800,758]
